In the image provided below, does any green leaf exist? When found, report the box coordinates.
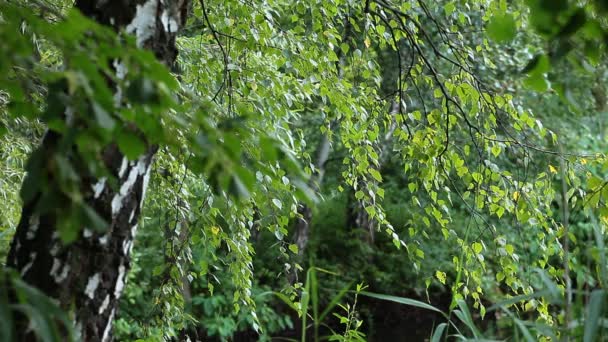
[58,213,81,244]
[487,14,517,43]
[230,173,251,199]
[266,291,299,313]
[259,136,278,162]
[81,204,108,232]
[433,88,442,98]
[234,166,255,198]
[92,102,115,131]
[116,130,146,160]
[431,322,447,342]
[340,43,350,54]
[272,198,282,210]
[522,54,551,75]
[369,168,382,182]
[524,73,550,92]
[0,123,7,138]
[472,242,483,254]
[288,244,299,254]
[491,144,501,157]
[444,3,456,16]
[152,265,164,276]
[126,77,159,104]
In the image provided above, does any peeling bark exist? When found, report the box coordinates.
[6,1,189,340]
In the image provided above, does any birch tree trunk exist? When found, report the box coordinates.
[6,1,189,340]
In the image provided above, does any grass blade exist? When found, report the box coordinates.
[359,291,446,316]
[431,322,447,342]
[584,290,606,342]
[319,282,353,322]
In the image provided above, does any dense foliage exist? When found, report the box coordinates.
[1,0,608,341]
